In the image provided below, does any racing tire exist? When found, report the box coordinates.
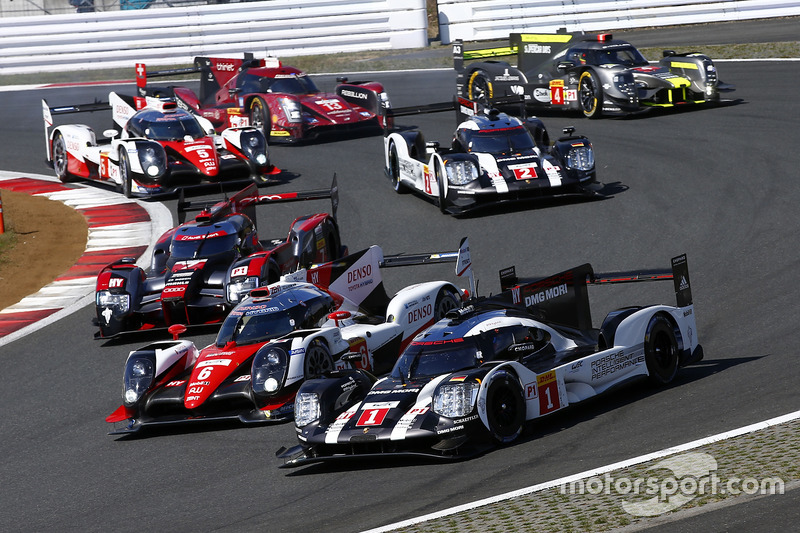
[579,70,603,119]
[435,162,448,214]
[249,97,271,139]
[51,133,74,182]
[304,339,334,380]
[433,287,460,320]
[388,142,407,193]
[468,70,493,107]
[485,372,525,444]
[644,314,680,385]
[118,150,133,198]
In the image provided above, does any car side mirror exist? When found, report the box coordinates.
[556,61,576,72]
[103,129,118,139]
[336,76,348,83]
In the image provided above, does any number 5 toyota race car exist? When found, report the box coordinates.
[454,31,735,118]
[277,254,702,467]
[43,92,278,198]
[385,97,597,215]
[106,240,471,434]
[94,177,344,339]
[136,54,391,143]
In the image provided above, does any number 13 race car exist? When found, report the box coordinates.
[43,92,277,198]
[454,31,734,118]
[278,254,702,466]
[385,97,597,214]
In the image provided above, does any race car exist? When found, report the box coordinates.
[385,97,597,214]
[43,92,278,198]
[278,254,703,467]
[94,177,345,339]
[105,239,472,434]
[453,31,735,118]
[136,54,392,142]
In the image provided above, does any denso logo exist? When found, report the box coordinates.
[216,62,236,72]
[347,264,372,284]
[407,304,432,324]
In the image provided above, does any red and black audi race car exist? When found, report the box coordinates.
[94,176,345,339]
[136,54,392,143]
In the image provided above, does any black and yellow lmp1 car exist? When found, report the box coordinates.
[453,31,735,118]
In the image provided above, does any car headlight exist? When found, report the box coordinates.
[279,97,302,123]
[228,276,259,303]
[252,346,288,395]
[135,142,167,177]
[433,381,480,418]
[240,130,269,165]
[96,290,130,313]
[123,353,155,406]
[445,160,479,185]
[294,392,320,427]
[566,145,594,171]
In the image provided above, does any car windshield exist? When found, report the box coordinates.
[238,73,319,95]
[468,127,536,155]
[391,338,483,380]
[169,230,238,260]
[567,46,649,67]
[141,114,206,141]
[215,306,295,346]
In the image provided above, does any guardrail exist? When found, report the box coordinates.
[0,0,428,75]
[437,0,800,44]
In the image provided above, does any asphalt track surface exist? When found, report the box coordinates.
[1,20,799,532]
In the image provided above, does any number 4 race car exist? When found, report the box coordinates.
[43,93,278,198]
[385,97,597,214]
[454,31,735,118]
[94,177,344,339]
[106,239,471,434]
[136,53,391,143]
[278,254,702,467]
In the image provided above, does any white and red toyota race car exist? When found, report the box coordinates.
[43,92,278,197]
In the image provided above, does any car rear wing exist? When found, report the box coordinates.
[42,98,112,160]
[495,254,692,330]
[386,95,527,132]
[177,173,340,226]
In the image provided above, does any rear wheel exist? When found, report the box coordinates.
[579,70,603,119]
[433,287,459,320]
[118,150,133,198]
[644,314,679,384]
[388,142,407,193]
[435,163,448,214]
[52,133,73,182]
[485,372,525,444]
[249,97,271,139]
[304,339,334,380]
[468,70,493,106]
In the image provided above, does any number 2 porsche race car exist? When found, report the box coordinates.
[385,97,597,215]
[43,92,278,198]
[106,240,471,434]
[136,54,391,143]
[94,177,344,339]
[454,31,735,118]
[278,254,703,467]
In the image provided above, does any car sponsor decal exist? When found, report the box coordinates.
[537,370,560,415]
[390,402,431,441]
[590,347,645,381]
[507,162,538,181]
[325,403,362,443]
[170,259,208,271]
[549,79,565,105]
[355,401,400,427]
[541,159,562,187]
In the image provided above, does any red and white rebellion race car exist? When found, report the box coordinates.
[106,239,472,434]
[136,54,392,142]
[43,92,278,197]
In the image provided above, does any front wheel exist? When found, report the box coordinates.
[579,70,603,119]
[118,150,133,198]
[644,314,679,385]
[304,339,334,380]
[468,70,493,106]
[249,97,271,139]
[485,372,525,444]
[51,133,73,182]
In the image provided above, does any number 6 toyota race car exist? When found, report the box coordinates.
[454,31,735,118]
[385,97,597,215]
[105,240,471,434]
[277,254,702,467]
[43,92,278,198]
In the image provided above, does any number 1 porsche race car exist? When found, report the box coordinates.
[106,240,471,434]
[385,97,597,214]
[43,92,278,198]
[136,54,391,143]
[94,177,344,339]
[278,254,702,467]
[454,31,735,118]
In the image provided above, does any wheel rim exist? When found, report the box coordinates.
[580,75,597,113]
[490,386,519,434]
[250,100,268,134]
[305,344,332,378]
[119,154,130,195]
[651,330,676,371]
[471,75,491,105]
[53,136,68,177]
[389,145,400,189]
[434,291,457,319]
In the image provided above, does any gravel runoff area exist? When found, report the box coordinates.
[376,415,800,533]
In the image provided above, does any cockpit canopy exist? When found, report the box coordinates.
[127,108,206,141]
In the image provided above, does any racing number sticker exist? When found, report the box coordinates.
[549,80,565,105]
[536,370,560,415]
[507,163,538,181]
[357,408,390,426]
[347,337,370,371]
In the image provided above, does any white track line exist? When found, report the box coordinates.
[363,408,800,533]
